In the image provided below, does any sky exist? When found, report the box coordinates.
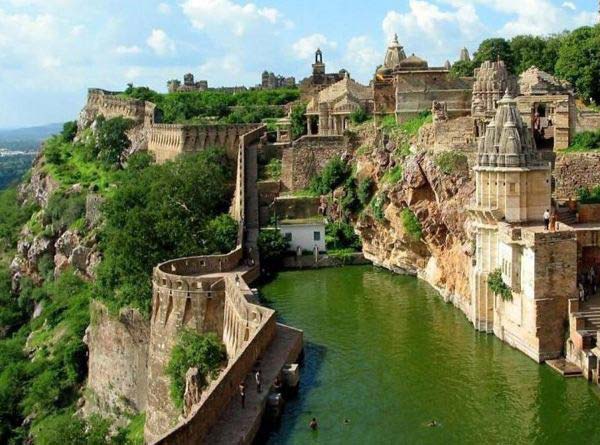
[0,0,597,128]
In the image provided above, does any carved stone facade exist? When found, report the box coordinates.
[305,74,373,136]
[470,92,576,362]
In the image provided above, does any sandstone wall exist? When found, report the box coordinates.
[417,116,476,152]
[281,136,348,191]
[149,124,260,163]
[82,89,157,126]
[84,302,150,416]
[577,109,600,133]
[578,204,600,223]
[554,152,600,200]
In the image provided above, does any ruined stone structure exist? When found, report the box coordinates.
[299,49,347,97]
[459,47,471,62]
[305,73,373,136]
[515,67,576,150]
[281,135,351,191]
[554,152,600,201]
[167,73,247,94]
[373,35,473,123]
[82,89,159,128]
[261,71,296,89]
[469,92,577,362]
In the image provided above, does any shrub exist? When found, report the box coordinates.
[61,121,78,143]
[401,208,422,241]
[290,103,307,140]
[487,269,513,301]
[435,151,468,175]
[263,158,282,180]
[371,195,386,222]
[350,107,369,124]
[340,178,362,215]
[44,190,86,233]
[577,186,600,204]
[166,331,226,410]
[567,130,600,152]
[399,111,432,136]
[309,158,351,196]
[0,187,38,250]
[204,214,238,254]
[95,116,135,166]
[382,165,403,184]
[325,222,361,251]
[258,229,289,268]
[357,178,374,206]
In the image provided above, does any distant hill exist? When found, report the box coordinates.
[0,123,63,152]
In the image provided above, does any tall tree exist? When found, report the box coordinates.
[473,38,515,73]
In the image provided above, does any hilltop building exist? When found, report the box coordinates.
[373,34,473,123]
[305,73,373,136]
[167,73,247,94]
[299,49,348,97]
[261,71,296,89]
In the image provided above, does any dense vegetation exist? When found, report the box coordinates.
[122,85,299,125]
[0,110,241,442]
[450,25,600,104]
[166,331,226,410]
[487,269,513,301]
[577,186,600,205]
[0,153,35,190]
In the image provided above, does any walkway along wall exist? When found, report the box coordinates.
[145,125,269,443]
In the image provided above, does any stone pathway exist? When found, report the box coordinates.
[204,324,303,445]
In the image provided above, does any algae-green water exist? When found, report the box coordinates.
[260,266,600,444]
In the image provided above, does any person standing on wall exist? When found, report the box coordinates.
[543,209,550,231]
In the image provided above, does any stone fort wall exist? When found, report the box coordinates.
[84,89,158,126]
[554,152,600,201]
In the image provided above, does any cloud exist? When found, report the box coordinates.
[70,24,84,37]
[158,2,171,14]
[115,45,142,55]
[181,0,285,36]
[146,29,175,56]
[344,36,380,79]
[40,55,60,69]
[292,34,338,60]
[562,2,576,11]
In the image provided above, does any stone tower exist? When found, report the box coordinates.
[313,48,325,76]
[383,34,407,71]
[460,47,471,62]
[470,92,575,362]
[472,60,513,136]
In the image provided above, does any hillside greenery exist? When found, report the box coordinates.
[449,25,600,104]
[122,85,299,125]
[0,114,240,442]
[565,129,600,152]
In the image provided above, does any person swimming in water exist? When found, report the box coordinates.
[309,417,318,430]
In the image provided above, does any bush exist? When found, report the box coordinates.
[371,195,386,222]
[325,222,361,251]
[44,190,86,234]
[204,214,238,254]
[262,158,282,180]
[350,107,369,124]
[166,331,226,410]
[357,178,374,206]
[382,165,403,184]
[487,269,513,301]
[340,178,362,215]
[61,121,78,143]
[258,229,289,268]
[567,130,600,152]
[577,186,600,204]
[401,208,422,241]
[95,116,135,166]
[290,103,307,140]
[0,187,38,250]
[309,158,351,196]
[435,151,468,175]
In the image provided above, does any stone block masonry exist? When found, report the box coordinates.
[281,135,348,191]
[554,152,600,201]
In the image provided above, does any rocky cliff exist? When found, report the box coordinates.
[354,121,476,317]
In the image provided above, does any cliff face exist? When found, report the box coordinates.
[83,301,149,418]
[355,122,476,316]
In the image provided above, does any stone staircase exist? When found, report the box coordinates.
[579,300,600,332]
[556,206,577,225]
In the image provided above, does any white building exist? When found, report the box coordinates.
[279,219,326,253]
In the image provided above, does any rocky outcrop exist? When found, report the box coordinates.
[83,301,150,418]
[355,129,475,314]
[18,157,59,207]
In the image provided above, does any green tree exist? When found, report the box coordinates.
[61,121,78,143]
[290,103,307,140]
[257,229,289,269]
[96,116,135,166]
[309,158,351,196]
[166,331,226,410]
[510,35,550,74]
[555,26,600,104]
[450,59,476,77]
[350,107,369,124]
[473,38,515,73]
[204,214,238,254]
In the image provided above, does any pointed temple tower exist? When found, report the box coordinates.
[470,91,577,362]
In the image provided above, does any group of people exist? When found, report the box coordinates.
[579,266,598,302]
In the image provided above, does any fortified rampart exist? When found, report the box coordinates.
[281,135,349,191]
[149,124,261,163]
[83,89,158,126]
